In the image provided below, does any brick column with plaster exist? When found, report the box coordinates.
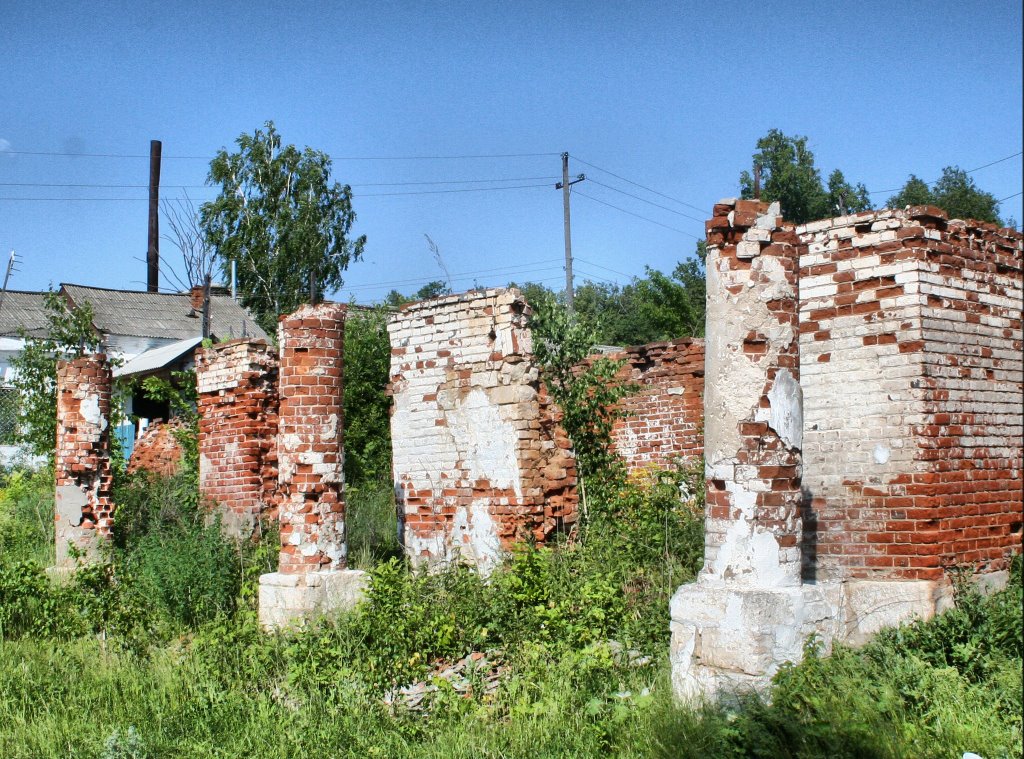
[670,199,815,699]
[54,353,114,568]
[388,288,577,572]
[196,339,279,537]
[258,303,366,629]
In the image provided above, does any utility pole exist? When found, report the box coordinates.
[147,140,162,293]
[555,152,585,313]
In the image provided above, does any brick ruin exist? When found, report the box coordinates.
[798,207,1023,581]
[195,339,279,536]
[54,354,115,568]
[257,304,367,629]
[45,200,1021,662]
[127,419,186,477]
[604,339,705,472]
[670,200,1023,699]
[387,289,577,571]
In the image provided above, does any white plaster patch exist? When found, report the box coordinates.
[453,499,502,573]
[80,393,107,431]
[873,444,891,464]
[448,387,522,497]
[768,368,803,450]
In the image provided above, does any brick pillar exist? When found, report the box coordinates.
[702,198,804,586]
[196,339,279,537]
[670,199,809,700]
[259,303,366,629]
[54,354,114,567]
[276,303,347,573]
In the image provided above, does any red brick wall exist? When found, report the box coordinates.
[196,339,279,536]
[127,419,185,477]
[276,304,348,573]
[54,354,114,565]
[388,289,577,569]
[798,207,1023,580]
[603,338,705,472]
[914,214,1023,574]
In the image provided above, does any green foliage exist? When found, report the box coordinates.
[201,121,367,333]
[343,308,394,485]
[0,466,54,565]
[112,472,241,630]
[528,290,633,490]
[739,129,870,224]
[346,482,401,569]
[10,290,101,459]
[139,369,200,474]
[888,165,1004,225]
[515,247,705,348]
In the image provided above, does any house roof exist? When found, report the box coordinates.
[113,335,205,378]
[60,284,269,342]
[0,290,51,339]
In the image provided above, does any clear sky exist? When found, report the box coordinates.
[2,0,1021,304]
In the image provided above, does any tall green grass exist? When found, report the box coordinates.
[0,465,1020,758]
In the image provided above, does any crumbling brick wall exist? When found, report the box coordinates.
[196,339,279,537]
[702,199,805,584]
[127,419,185,477]
[798,207,1023,581]
[388,288,577,570]
[54,354,114,566]
[603,338,705,472]
[276,304,348,573]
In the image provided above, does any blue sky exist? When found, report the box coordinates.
[2,0,1021,304]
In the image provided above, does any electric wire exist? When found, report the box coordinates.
[573,190,701,239]
[586,178,706,224]
[3,149,560,160]
[0,176,560,190]
[869,150,1023,195]
[570,155,711,215]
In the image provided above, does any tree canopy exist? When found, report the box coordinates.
[200,122,366,333]
[739,129,871,224]
[10,291,102,458]
[887,166,1003,225]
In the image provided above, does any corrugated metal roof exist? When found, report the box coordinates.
[0,290,51,338]
[61,284,269,342]
[113,335,204,378]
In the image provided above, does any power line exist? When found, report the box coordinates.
[586,178,706,224]
[869,150,1023,195]
[997,190,1022,202]
[3,149,560,161]
[343,263,565,293]
[570,154,711,215]
[574,190,701,239]
[575,257,639,281]
[0,176,560,190]
[0,183,554,202]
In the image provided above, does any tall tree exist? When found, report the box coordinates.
[200,122,366,332]
[888,166,1003,225]
[11,291,101,458]
[739,129,871,224]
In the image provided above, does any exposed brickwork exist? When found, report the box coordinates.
[127,419,185,477]
[602,338,705,471]
[388,288,577,570]
[797,207,1023,581]
[196,339,279,536]
[703,199,805,586]
[54,354,114,566]
[276,304,347,574]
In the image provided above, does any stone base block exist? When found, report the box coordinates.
[670,575,943,702]
[258,569,368,630]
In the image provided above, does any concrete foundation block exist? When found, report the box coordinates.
[670,579,809,701]
[258,569,368,630]
[670,575,944,701]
